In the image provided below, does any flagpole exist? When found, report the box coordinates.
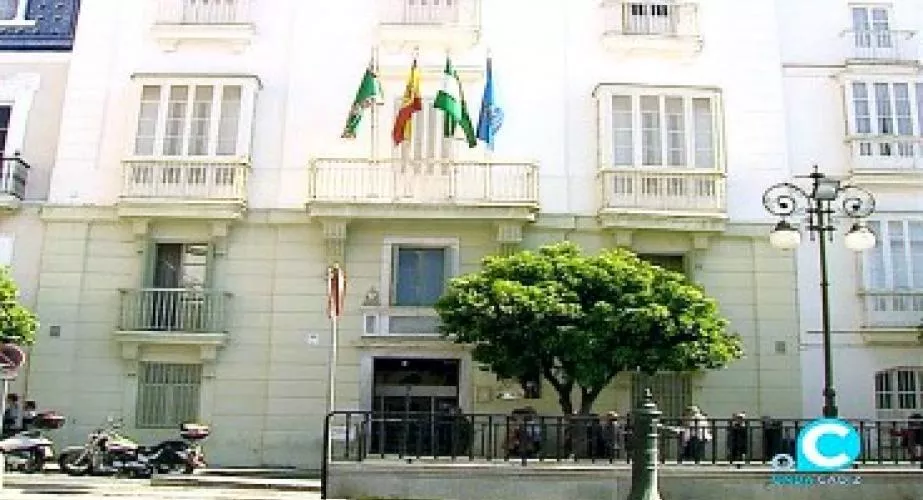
[325,264,342,465]
[370,46,379,161]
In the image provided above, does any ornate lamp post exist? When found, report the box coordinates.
[762,166,876,418]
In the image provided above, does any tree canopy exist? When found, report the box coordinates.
[435,241,744,414]
[0,266,38,346]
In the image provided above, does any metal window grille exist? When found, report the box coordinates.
[136,362,202,429]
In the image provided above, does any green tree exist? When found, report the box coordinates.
[435,241,744,414]
[0,266,38,346]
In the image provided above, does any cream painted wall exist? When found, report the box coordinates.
[27,214,801,467]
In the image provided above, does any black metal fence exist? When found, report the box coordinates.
[324,410,923,467]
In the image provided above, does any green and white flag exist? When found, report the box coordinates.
[341,61,382,139]
[433,57,477,147]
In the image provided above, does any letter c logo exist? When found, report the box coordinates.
[795,419,860,472]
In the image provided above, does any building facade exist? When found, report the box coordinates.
[0,0,80,391]
[779,0,923,420]
[27,0,801,468]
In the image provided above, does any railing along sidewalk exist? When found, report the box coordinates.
[325,411,923,467]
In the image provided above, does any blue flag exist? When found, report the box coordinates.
[476,57,504,150]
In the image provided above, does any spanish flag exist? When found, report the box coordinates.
[392,59,422,146]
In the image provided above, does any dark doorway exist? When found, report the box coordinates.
[370,358,461,456]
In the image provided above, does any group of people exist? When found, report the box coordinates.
[2,393,38,438]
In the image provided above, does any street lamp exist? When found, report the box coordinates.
[762,165,877,418]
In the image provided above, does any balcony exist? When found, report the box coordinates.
[597,168,727,232]
[114,288,231,361]
[307,158,538,221]
[600,0,702,57]
[376,0,480,51]
[859,290,923,345]
[151,0,255,52]
[842,30,919,66]
[847,137,923,185]
[117,158,249,220]
[0,156,29,211]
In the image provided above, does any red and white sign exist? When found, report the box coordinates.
[327,264,346,319]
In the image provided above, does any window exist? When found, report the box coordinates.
[851,5,892,50]
[606,87,719,169]
[631,372,692,418]
[639,254,686,274]
[393,97,454,163]
[624,2,677,35]
[864,220,923,291]
[136,362,202,428]
[133,82,247,157]
[848,81,923,159]
[0,105,10,154]
[875,368,923,417]
[0,0,30,24]
[392,246,448,306]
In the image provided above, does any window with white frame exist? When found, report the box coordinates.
[603,86,720,170]
[132,80,256,158]
[136,362,202,429]
[391,246,451,306]
[875,367,923,417]
[0,0,31,24]
[847,80,923,159]
[624,1,678,35]
[863,220,923,320]
[392,97,454,163]
[850,5,893,50]
[865,220,923,291]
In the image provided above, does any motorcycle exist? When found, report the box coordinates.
[0,411,65,473]
[58,418,209,478]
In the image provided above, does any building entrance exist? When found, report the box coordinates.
[370,358,460,455]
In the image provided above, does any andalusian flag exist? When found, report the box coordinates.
[433,57,477,147]
[392,59,422,146]
[341,60,382,139]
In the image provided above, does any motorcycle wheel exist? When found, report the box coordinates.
[23,449,44,474]
[58,450,91,476]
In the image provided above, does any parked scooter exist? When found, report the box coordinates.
[58,418,209,478]
[0,411,65,473]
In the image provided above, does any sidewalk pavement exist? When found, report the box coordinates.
[150,468,321,492]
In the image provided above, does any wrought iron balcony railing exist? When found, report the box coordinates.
[0,156,28,200]
[118,288,231,333]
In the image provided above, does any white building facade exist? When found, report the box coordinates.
[27,0,803,468]
[778,0,923,421]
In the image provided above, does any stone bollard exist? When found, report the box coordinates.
[627,388,663,500]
